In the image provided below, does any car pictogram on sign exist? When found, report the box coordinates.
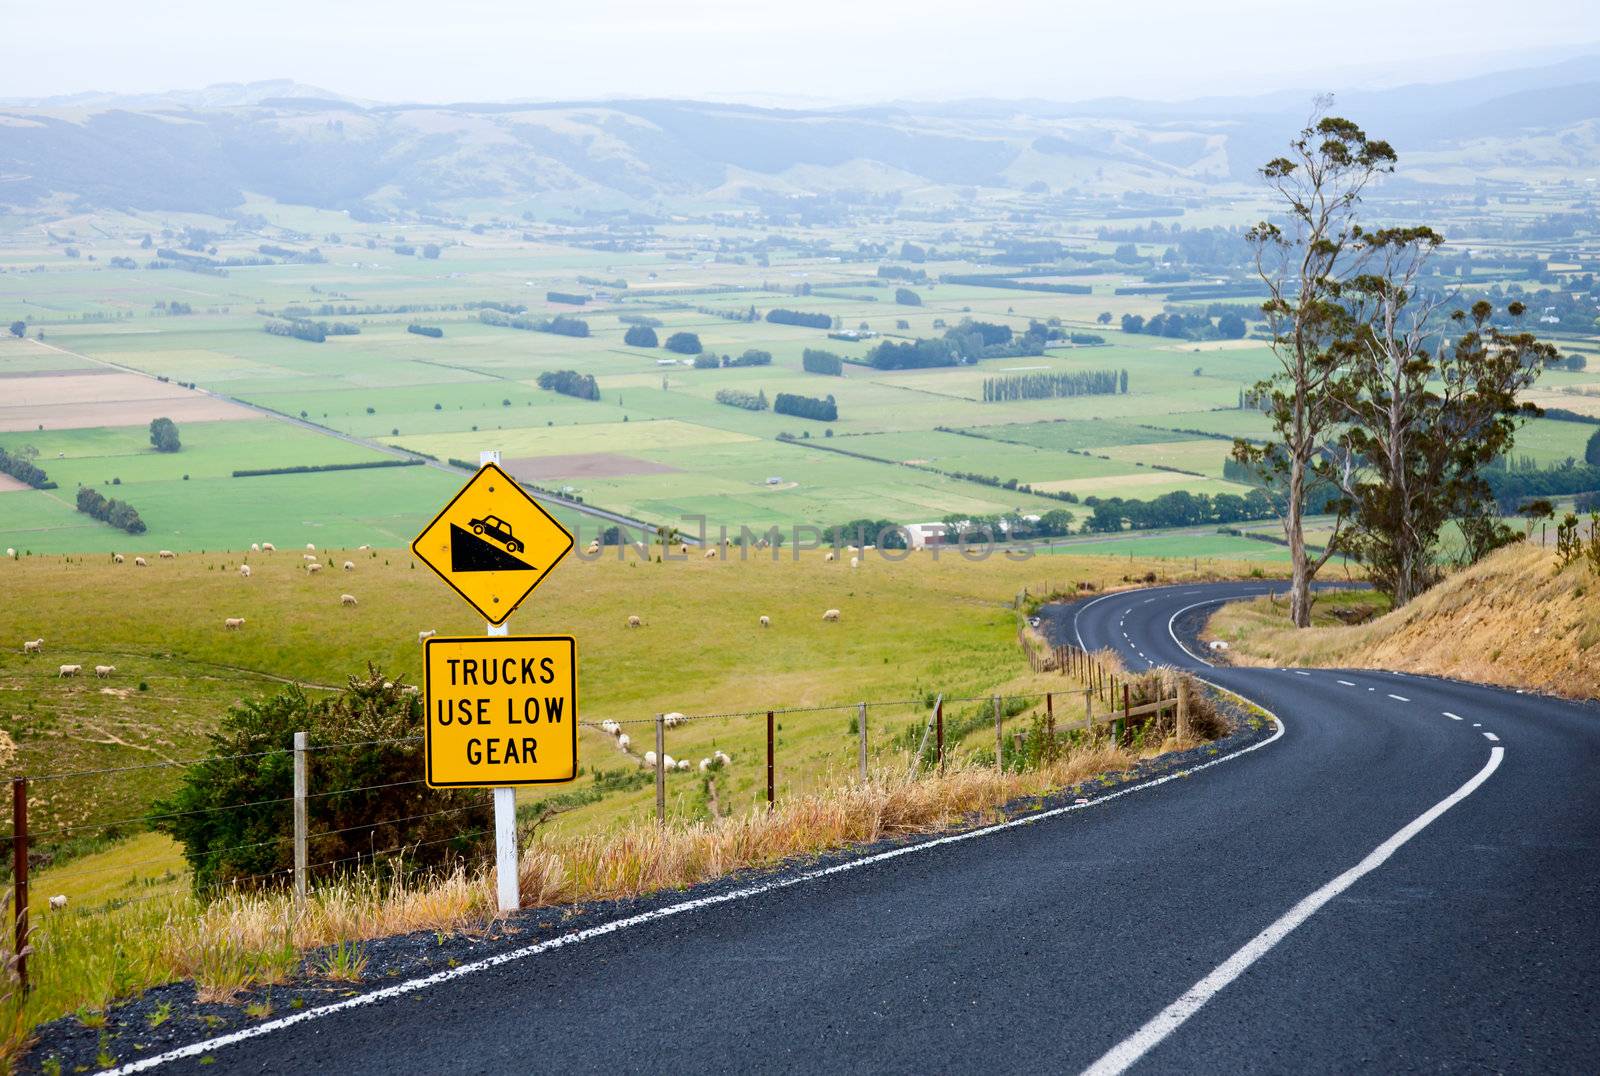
[468,515,523,553]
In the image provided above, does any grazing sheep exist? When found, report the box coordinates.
[306,563,322,574]
[341,593,358,606]
[586,541,600,555]
[617,733,631,751]
[403,685,419,695]
[23,639,43,654]
[224,617,246,630]
[850,556,860,569]
[714,750,732,766]
[662,754,677,770]
[822,608,841,622]
[261,542,275,552]
[663,712,684,728]
[418,629,437,643]
[58,664,82,678]
[643,750,657,768]
[5,548,14,559]
[302,553,317,562]
[343,560,354,571]
[48,895,67,912]
[824,552,836,562]
[1208,640,1230,652]
[358,544,371,551]
[113,553,124,564]
[158,550,175,559]
[134,556,147,567]
[251,543,261,552]
[306,543,316,552]
[94,665,115,679]
[704,548,717,559]
[679,543,689,555]
[758,615,770,628]
[676,758,691,772]
[600,720,621,736]
[627,615,642,628]
[238,564,252,578]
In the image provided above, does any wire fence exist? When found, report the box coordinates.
[0,633,1199,992]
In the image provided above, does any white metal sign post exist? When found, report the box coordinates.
[480,450,520,913]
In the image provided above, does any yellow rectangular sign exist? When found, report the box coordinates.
[423,636,578,788]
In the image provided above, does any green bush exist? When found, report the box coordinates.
[151,668,492,894]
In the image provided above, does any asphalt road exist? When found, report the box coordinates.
[130,582,1600,1074]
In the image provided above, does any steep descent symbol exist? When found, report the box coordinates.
[449,523,535,573]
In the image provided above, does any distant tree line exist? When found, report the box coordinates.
[715,388,768,411]
[617,313,662,327]
[939,274,1092,295]
[1083,489,1275,533]
[76,486,146,534]
[981,369,1124,402]
[725,348,771,367]
[0,446,54,489]
[1120,310,1246,340]
[802,349,843,376]
[894,287,922,306]
[876,265,927,283]
[407,324,443,338]
[774,392,837,422]
[233,459,422,478]
[536,369,600,400]
[479,309,590,337]
[766,309,832,329]
[546,291,590,305]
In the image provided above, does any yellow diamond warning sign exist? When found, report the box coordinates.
[423,635,578,787]
[411,462,574,624]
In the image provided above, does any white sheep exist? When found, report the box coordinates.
[418,629,437,643]
[662,754,677,770]
[663,712,684,728]
[23,639,43,654]
[158,550,175,559]
[341,593,358,606]
[238,564,252,578]
[358,544,371,551]
[307,563,322,574]
[1208,640,1230,652]
[704,547,717,559]
[113,553,124,564]
[627,615,642,628]
[850,556,859,569]
[676,758,690,771]
[759,615,770,628]
[617,733,631,751]
[134,556,147,567]
[58,664,81,677]
[586,541,600,555]
[699,758,712,772]
[261,542,275,552]
[643,750,657,767]
[302,553,317,562]
[825,552,836,562]
[306,543,316,552]
[251,543,260,552]
[94,665,115,678]
[822,608,841,622]
[48,895,66,912]
[343,560,354,571]
[679,543,689,555]
[714,750,731,765]
[224,617,246,630]
[403,685,419,695]
[5,548,14,559]
[600,720,621,736]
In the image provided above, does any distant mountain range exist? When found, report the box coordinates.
[1,59,1595,217]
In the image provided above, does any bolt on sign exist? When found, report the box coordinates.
[423,636,578,787]
[411,462,575,625]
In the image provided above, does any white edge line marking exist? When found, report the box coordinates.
[1083,745,1504,1076]
[1337,680,1356,686]
[1445,712,1462,720]
[105,700,1290,1074]
[1483,732,1499,741]
[1387,694,1410,702]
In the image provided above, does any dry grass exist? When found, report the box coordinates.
[1207,544,1600,699]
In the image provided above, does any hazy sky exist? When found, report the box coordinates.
[5,0,1596,104]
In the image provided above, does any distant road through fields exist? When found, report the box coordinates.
[125,581,1600,1074]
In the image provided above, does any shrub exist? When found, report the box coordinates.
[537,369,601,401]
[407,324,444,338]
[715,388,768,411]
[727,348,772,367]
[149,417,181,452]
[623,325,658,347]
[151,670,492,892]
[664,331,702,355]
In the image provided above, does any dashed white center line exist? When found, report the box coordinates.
[1387,694,1410,702]
[1293,671,1311,677]
[1443,712,1463,720]
[1483,732,1499,742]
[1143,598,1155,603]
[1367,687,1376,692]
[1336,679,1355,686]
[1472,723,1482,728]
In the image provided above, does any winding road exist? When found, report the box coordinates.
[116,581,1600,1074]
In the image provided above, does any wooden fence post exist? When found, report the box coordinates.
[1045,693,1056,759]
[936,698,945,775]
[1177,678,1191,741]
[993,696,1003,771]
[655,714,666,824]
[857,702,868,783]
[766,710,775,810]
[1084,688,1094,736]
[1118,683,1130,745]
[293,731,308,904]
[11,778,27,994]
